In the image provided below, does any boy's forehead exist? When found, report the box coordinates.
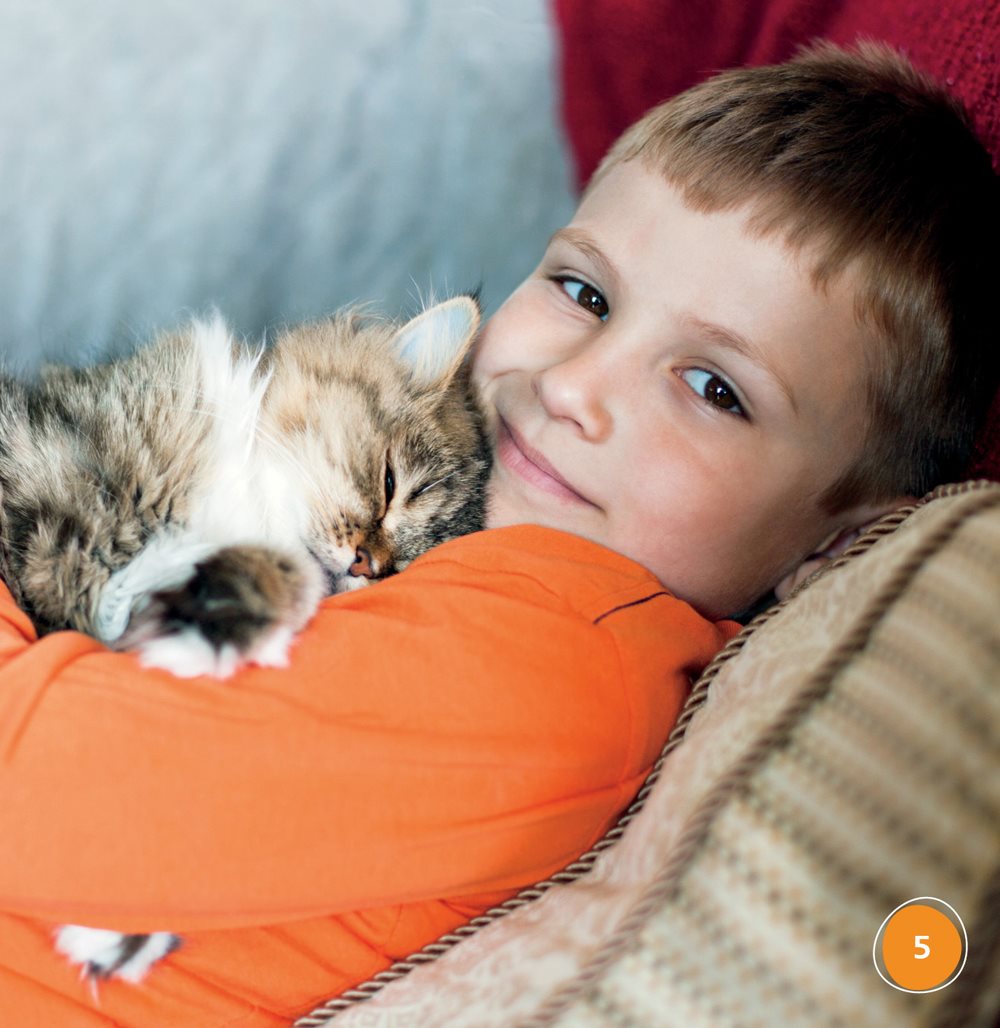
[567,162,858,315]
[575,158,863,290]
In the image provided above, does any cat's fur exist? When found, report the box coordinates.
[0,295,491,982]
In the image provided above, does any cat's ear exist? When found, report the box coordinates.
[392,296,480,390]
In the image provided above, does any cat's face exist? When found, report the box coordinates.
[259,299,490,593]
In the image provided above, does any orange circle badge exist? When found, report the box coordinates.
[873,897,967,993]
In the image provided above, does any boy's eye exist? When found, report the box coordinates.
[679,368,745,416]
[555,277,609,320]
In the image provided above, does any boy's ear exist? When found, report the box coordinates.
[835,494,921,538]
[391,296,481,390]
[775,494,918,601]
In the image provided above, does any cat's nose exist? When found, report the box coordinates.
[348,547,375,579]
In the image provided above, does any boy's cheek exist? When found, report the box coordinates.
[469,312,510,380]
[472,281,554,375]
[470,336,527,396]
[469,342,501,397]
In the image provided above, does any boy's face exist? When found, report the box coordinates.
[472,161,881,618]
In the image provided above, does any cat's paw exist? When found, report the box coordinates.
[120,545,323,678]
[54,925,181,983]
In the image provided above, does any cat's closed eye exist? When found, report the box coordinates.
[384,457,396,508]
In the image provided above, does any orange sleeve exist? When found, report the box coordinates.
[0,525,736,934]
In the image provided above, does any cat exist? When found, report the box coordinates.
[0,294,491,983]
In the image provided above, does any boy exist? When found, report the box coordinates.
[477,40,999,618]
[0,42,996,1027]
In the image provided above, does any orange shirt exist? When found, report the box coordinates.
[0,525,736,1026]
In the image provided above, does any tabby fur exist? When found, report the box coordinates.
[0,295,491,981]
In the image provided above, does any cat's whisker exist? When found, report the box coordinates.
[407,277,425,313]
[420,467,461,493]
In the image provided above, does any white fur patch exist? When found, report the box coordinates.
[94,315,312,644]
[54,925,179,984]
[95,533,217,643]
[136,628,241,679]
[338,573,371,592]
[248,624,295,668]
[190,312,269,469]
[136,622,299,679]
[183,317,313,552]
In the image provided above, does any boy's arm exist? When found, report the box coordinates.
[0,526,734,934]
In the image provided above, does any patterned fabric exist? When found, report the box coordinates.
[533,483,1000,1028]
[298,483,1000,1026]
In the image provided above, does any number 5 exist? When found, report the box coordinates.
[914,935,931,959]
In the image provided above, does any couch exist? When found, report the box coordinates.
[2,2,997,1025]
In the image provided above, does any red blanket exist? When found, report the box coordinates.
[553,0,1000,480]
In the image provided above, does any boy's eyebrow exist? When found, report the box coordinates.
[681,315,799,415]
[547,228,622,293]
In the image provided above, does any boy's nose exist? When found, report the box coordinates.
[533,349,613,441]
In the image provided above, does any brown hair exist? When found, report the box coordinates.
[591,41,1000,511]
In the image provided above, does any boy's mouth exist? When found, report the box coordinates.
[496,417,594,506]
